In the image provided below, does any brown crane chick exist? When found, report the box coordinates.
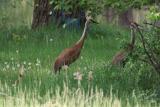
[112,22,137,66]
[53,15,97,74]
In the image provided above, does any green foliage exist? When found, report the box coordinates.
[104,0,155,11]
[50,0,104,16]
[122,6,160,92]
[147,6,160,20]
[0,18,160,105]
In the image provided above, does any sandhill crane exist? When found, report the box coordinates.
[112,22,137,66]
[53,15,97,73]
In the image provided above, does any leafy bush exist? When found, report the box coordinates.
[50,0,104,16]
[122,6,160,93]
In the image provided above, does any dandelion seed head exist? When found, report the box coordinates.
[80,56,83,60]
[17,64,20,68]
[23,61,26,65]
[73,71,83,81]
[28,62,32,66]
[36,63,40,66]
[12,67,16,71]
[49,38,53,42]
[36,58,41,64]
[4,62,7,65]
[6,65,10,69]
[84,67,87,70]
[16,50,19,54]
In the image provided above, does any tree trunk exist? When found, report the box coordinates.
[32,0,51,29]
[118,9,133,27]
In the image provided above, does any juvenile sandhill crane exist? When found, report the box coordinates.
[112,22,137,66]
[53,15,97,73]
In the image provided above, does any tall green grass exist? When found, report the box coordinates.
[0,23,159,106]
[0,83,159,107]
[0,1,160,106]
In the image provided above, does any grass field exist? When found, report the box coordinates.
[0,1,160,106]
[0,22,159,107]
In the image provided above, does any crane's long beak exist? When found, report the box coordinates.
[91,19,99,24]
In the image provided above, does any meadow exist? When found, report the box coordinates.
[0,24,159,106]
[0,1,160,106]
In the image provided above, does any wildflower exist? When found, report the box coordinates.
[16,50,19,54]
[4,62,7,65]
[6,65,10,69]
[88,71,93,81]
[62,65,69,71]
[28,62,32,66]
[49,38,53,42]
[36,58,41,66]
[73,71,83,81]
[23,61,26,65]
[84,67,87,70]
[17,64,20,68]
[36,58,41,64]
[80,56,83,60]
[12,67,16,71]
[36,63,40,66]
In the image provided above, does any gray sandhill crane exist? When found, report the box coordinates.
[112,22,137,66]
[53,15,97,73]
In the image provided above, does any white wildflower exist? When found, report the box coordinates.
[49,38,53,42]
[84,67,87,70]
[73,71,83,81]
[36,58,41,64]
[36,63,40,66]
[4,62,7,65]
[28,62,32,66]
[23,61,26,65]
[12,67,16,71]
[17,64,20,68]
[16,50,19,54]
[6,65,10,69]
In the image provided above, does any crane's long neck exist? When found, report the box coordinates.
[130,27,135,46]
[76,21,89,46]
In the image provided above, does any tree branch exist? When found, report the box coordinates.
[143,22,160,29]
[136,26,159,74]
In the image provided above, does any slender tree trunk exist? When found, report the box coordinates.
[32,0,51,29]
[118,8,133,27]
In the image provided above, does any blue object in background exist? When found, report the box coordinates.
[63,18,80,29]
[51,10,85,29]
